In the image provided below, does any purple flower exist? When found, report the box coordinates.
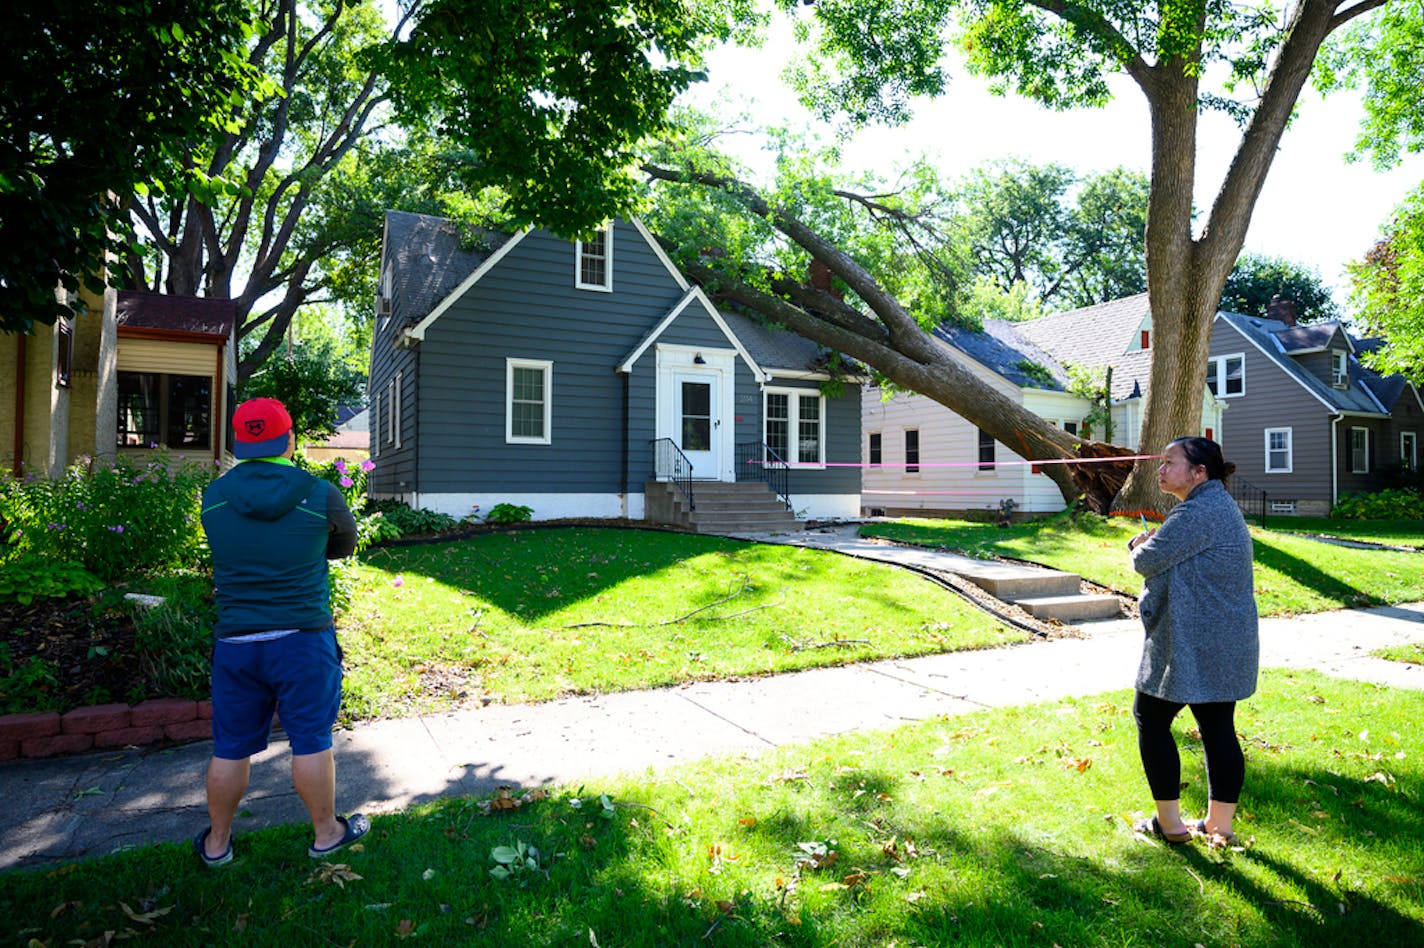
[340,476,354,488]
[335,459,348,475]
[76,502,87,511]
[107,524,125,534]
[360,460,375,472]
[393,577,404,587]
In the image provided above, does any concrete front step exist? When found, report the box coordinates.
[1011,594,1123,622]
[954,565,1083,600]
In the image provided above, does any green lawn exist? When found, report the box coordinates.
[860,514,1424,616]
[4,669,1419,946]
[338,528,1024,721]
[1260,517,1424,550]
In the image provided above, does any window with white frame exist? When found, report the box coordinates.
[1330,349,1348,388]
[507,359,552,444]
[1206,354,1245,397]
[1264,427,1292,473]
[386,377,397,446]
[868,431,882,467]
[392,371,403,448]
[1402,431,1418,472]
[765,389,824,465]
[904,429,920,474]
[976,427,996,472]
[1349,426,1369,474]
[575,227,612,291]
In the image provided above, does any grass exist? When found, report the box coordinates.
[1374,643,1424,665]
[338,528,1022,721]
[1258,517,1424,550]
[860,514,1424,616]
[3,668,1419,946]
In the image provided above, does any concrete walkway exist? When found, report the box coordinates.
[3,529,1423,872]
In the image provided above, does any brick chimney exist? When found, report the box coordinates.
[1267,295,1298,327]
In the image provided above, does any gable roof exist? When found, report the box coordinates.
[1214,312,1387,416]
[1014,293,1154,400]
[933,319,1070,392]
[383,210,524,343]
[115,291,235,340]
[617,287,766,381]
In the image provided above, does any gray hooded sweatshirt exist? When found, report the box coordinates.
[1130,479,1259,703]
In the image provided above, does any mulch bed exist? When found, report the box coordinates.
[0,597,146,712]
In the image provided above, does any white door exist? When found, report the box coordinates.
[674,373,719,477]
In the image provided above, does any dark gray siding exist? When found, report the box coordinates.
[416,221,688,494]
[368,253,420,496]
[1337,416,1391,496]
[1210,328,1333,504]
[756,377,861,495]
[1383,390,1424,472]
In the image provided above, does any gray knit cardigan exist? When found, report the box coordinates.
[1130,479,1259,703]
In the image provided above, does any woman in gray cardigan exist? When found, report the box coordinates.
[1127,436,1259,846]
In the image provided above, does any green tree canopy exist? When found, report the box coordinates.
[0,1,262,334]
[1349,188,1424,383]
[1220,252,1340,322]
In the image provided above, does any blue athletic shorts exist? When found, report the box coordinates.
[210,626,343,759]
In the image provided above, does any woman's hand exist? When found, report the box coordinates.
[1128,529,1155,551]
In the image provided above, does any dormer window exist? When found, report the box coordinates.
[1331,349,1348,388]
[1207,353,1245,397]
[575,226,612,291]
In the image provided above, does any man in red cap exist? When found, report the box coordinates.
[195,397,364,866]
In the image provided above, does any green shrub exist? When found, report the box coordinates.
[1331,488,1424,520]
[0,645,62,714]
[0,451,213,580]
[0,555,103,604]
[485,502,534,524]
[368,499,461,536]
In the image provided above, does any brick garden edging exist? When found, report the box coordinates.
[0,698,213,762]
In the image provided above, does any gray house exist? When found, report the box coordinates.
[367,211,861,530]
[1210,300,1424,516]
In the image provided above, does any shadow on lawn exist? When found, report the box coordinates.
[1251,535,1376,605]
[360,526,939,627]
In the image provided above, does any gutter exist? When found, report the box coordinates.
[1330,412,1341,508]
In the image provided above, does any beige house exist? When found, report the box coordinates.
[2,288,237,477]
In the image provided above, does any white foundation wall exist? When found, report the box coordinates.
[411,492,646,522]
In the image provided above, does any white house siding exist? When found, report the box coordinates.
[860,374,1093,517]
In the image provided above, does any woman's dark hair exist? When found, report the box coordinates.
[1167,436,1236,482]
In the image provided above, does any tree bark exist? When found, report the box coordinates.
[645,163,1138,510]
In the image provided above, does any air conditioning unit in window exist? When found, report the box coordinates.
[1331,370,1347,387]
[375,295,391,318]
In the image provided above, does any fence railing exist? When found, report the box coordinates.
[650,438,695,510]
[736,441,792,513]
[1229,475,1267,528]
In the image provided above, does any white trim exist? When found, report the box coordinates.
[1212,314,1344,414]
[371,392,380,456]
[975,426,997,474]
[574,225,614,292]
[903,428,921,476]
[1348,425,1370,474]
[1330,349,1349,388]
[393,371,403,448]
[655,345,736,480]
[506,358,553,445]
[767,368,834,381]
[630,218,690,292]
[407,228,532,341]
[1264,426,1293,474]
[764,386,827,469]
[867,430,883,467]
[386,378,396,446]
[617,285,767,382]
[1206,352,1246,398]
[1401,430,1418,471]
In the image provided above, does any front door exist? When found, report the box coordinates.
[675,373,719,477]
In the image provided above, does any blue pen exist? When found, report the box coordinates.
[1139,513,1148,533]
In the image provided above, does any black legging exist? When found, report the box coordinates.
[1133,691,1245,804]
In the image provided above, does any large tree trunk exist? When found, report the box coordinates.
[1113,0,1376,512]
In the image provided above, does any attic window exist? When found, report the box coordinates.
[1331,350,1348,388]
[575,226,612,291]
[1140,329,1150,349]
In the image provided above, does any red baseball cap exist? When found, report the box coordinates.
[232,398,293,459]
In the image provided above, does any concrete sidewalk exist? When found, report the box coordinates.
[3,525,1422,871]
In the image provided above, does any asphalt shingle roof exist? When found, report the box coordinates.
[934,319,1068,391]
[1014,293,1154,400]
[384,210,514,323]
[718,308,831,374]
[1216,312,1386,415]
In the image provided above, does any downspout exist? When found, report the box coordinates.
[620,370,630,516]
[1330,412,1341,509]
[11,334,25,475]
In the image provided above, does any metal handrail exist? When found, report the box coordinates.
[650,438,695,510]
[736,440,792,513]
[1229,475,1267,528]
